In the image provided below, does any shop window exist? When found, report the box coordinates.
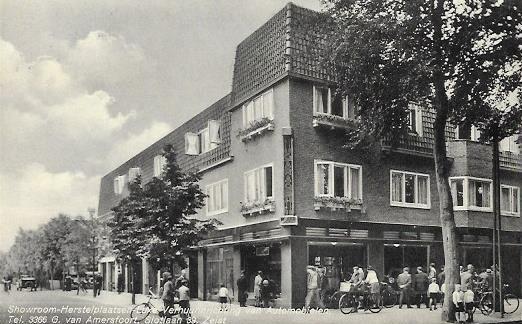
[244,164,274,204]
[314,160,362,201]
[206,179,228,216]
[450,176,493,212]
[501,185,520,216]
[390,170,430,209]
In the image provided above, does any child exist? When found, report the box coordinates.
[452,284,465,324]
[428,278,440,311]
[463,287,474,323]
[218,284,229,311]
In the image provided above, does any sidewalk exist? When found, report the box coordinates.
[64,290,521,324]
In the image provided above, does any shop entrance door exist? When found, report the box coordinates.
[384,245,428,278]
[308,243,366,291]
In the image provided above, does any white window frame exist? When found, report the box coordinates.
[243,163,274,204]
[449,176,493,212]
[314,160,363,201]
[113,175,126,195]
[313,86,350,119]
[390,170,431,209]
[455,125,481,141]
[153,155,167,178]
[499,135,520,154]
[128,167,141,182]
[407,104,423,137]
[500,184,520,217]
[242,89,274,128]
[206,179,229,216]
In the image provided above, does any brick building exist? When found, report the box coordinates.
[97,3,522,306]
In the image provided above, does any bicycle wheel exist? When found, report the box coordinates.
[321,289,334,308]
[503,294,519,315]
[339,293,355,314]
[479,293,493,316]
[131,303,151,322]
[368,294,383,313]
[330,291,343,309]
[382,289,397,308]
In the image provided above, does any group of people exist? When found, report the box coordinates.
[395,264,440,310]
[252,271,278,308]
[161,271,191,320]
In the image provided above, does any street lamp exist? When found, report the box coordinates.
[88,208,97,298]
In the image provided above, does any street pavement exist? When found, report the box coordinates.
[1,289,520,324]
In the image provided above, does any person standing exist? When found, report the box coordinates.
[365,265,380,297]
[453,284,465,324]
[218,284,229,311]
[428,263,437,281]
[117,271,124,294]
[236,271,248,307]
[414,267,429,308]
[95,274,102,296]
[178,280,191,323]
[161,272,176,319]
[428,278,440,311]
[304,265,319,311]
[397,267,412,309]
[254,271,263,307]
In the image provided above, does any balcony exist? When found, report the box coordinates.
[312,113,357,130]
[499,151,522,171]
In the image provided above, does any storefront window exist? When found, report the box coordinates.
[384,245,428,279]
[206,247,234,300]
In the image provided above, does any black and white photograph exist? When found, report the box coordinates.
[0,1,521,323]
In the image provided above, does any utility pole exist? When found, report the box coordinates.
[492,133,503,317]
[88,208,96,298]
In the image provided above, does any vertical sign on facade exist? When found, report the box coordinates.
[283,128,294,216]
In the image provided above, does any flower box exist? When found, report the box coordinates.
[313,196,363,212]
[238,118,275,142]
[241,200,275,217]
[312,114,357,130]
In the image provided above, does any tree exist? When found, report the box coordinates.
[312,0,521,321]
[62,216,93,273]
[109,144,220,302]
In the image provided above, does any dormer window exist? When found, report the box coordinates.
[185,120,221,155]
[113,175,126,195]
[128,167,141,182]
[153,155,167,178]
[407,104,423,136]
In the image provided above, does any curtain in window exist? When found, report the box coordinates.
[391,172,402,202]
[417,176,428,205]
[501,187,510,212]
[404,174,415,203]
[482,182,490,207]
[254,97,263,120]
[262,91,273,119]
[221,181,228,210]
[315,88,328,114]
[246,171,256,202]
[350,167,360,199]
[468,180,477,206]
[246,102,254,125]
[316,164,329,195]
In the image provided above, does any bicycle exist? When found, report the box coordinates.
[77,280,88,295]
[380,282,398,308]
[321,288,344,309]
[130,289,168,322]
[478,284,520,316]
[339,289,383,314]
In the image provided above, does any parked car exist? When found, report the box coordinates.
[17,276,37,291]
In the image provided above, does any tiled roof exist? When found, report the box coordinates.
[98,94,232,216]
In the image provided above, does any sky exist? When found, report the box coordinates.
[0,0,323,252]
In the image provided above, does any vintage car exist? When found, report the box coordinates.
[17,276,38,291]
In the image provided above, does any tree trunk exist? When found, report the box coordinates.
[431,0,458,321]
[131,260,136,305]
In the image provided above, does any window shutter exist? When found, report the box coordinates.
[113,177,120,194]
[184,132,199,155]
[415,107,423,137]
[128,167,141,181]
[208,120,221,144]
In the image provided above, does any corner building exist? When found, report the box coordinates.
[97,3,522,307]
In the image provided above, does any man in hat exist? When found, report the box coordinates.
[162,272,176,319]
[236,271,248,307]
[413,266,429,308]
[397,267,412,308]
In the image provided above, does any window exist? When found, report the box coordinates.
[390,170,430,209]
[242,89,274,127]
[455,125,481,141]
[113,175,126,195]
[450,177,492,211]
[206,180,228,215]
[501,185,520,216]
[153,155,167,177]
[499,135,520,154]
[184,120,220,155]
[407,104,423,136]
[314,160,362,200]
[128,167,141,182]
[244,164,274,203]
[313,86,350,118]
